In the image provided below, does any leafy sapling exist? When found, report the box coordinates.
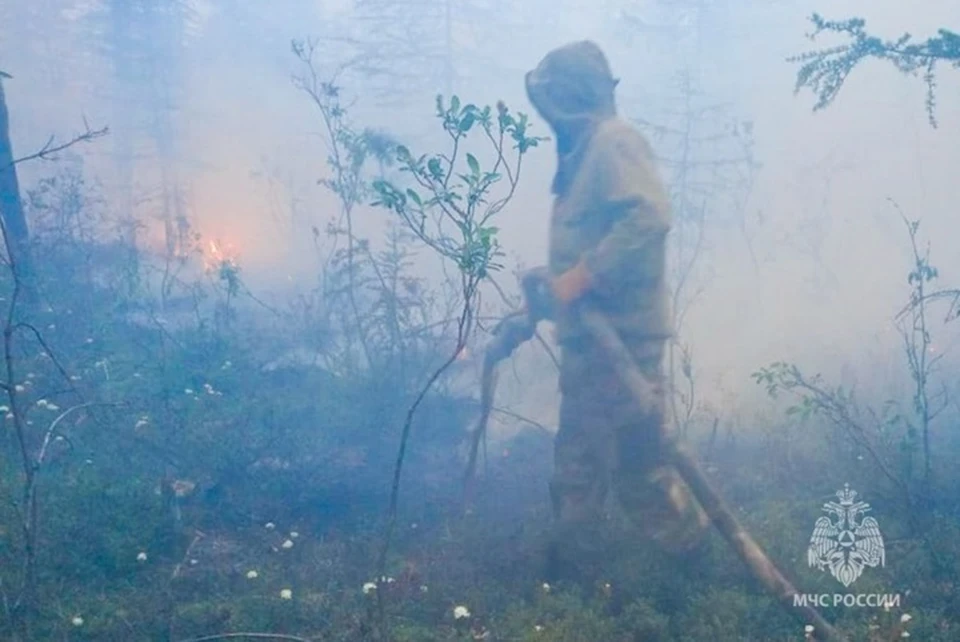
[368,93,544,632]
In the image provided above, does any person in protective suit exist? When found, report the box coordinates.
[524,41,710,582]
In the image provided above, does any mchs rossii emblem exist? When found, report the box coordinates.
[807,484,886,587]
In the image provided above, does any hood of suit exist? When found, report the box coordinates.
[525,41,619,195]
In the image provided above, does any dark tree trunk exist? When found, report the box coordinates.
[0,76,36,291]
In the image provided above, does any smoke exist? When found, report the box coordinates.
[1,0,958,430]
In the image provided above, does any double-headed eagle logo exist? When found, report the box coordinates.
[807,484,886,587]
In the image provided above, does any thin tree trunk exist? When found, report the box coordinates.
[0,76,35,295]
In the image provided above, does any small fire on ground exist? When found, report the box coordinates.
[203,239,240,271]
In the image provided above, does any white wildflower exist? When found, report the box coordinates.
[900,614,912,623]
[419,585,428,593]
[0,405,8,413]
[453,605,471,620]
[281,539,294,549]
[70,375,81,381]
[5,413,14,420]
[534,625,543,632]
[279,588,293,600]
[289,531,299,538]
[71,615,84,627]
[362,582,377,595]
[189,559,198,565]
[184,388,194,395]
[136,551,147,562]
[901,632,910,638]
[804,625,814,633]
[380,576,395,583]
[135,419,149,429]
[133,372,142,378]
[26,373,35,379]
[37,399,49,407]
[246,570,259,579]
[265,522,276,530]
[14,384,24,392]
[171,480,195,497]
[541,582,551,593]
[47,403,59,411]
[85,338,94,344]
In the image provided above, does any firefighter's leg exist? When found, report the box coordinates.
[545,349,615,582]
[613,342,709,553]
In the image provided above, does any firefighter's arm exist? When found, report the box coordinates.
[551,132,670,305]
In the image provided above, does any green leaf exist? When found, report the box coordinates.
[466,153,480,176]
[459,113,476,132]
[406,189,423,206]
[450,95,460,114]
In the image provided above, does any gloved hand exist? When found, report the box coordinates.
[519,266,550,294]
[519,266,555,320]
[550,259,592,305]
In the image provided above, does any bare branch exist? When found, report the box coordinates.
[491,405,551,434]
[34,403,114,468]
[3,124,109,171]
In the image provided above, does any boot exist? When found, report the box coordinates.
[542,523,608,588]
[630,465,710,555]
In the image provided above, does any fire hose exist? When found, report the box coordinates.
[462,269,846,642]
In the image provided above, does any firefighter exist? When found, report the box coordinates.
[524,40,710,582]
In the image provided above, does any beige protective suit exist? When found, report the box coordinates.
[525,41,708,579]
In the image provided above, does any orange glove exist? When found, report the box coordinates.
[550,259,592,305]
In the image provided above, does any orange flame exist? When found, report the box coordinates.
[203,239,240,271]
